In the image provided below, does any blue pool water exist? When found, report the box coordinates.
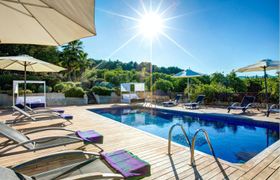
[91,107,280,163]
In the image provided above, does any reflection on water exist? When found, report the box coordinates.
[92,107,280,163]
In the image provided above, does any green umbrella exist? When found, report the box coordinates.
[173,68,204,99]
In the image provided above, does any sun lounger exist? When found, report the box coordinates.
[121,93,145,104]
[2,149,150,179]
[163,94,182,107]
[11,106,73,123]
[266,104,280,117]
[184,95,205,109]
[0,122,103,156]
[228,96,255,113]
[17,104,65,114]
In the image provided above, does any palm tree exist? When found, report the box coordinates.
[60,40,86,81]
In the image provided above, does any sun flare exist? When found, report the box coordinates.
[100,1,196,60]
[138,13,163,38]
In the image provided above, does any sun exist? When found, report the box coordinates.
[138,12,163,39]
[100,1,196,59]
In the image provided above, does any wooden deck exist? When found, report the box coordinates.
[0,104,279,179]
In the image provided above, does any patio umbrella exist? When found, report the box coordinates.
[0,0,96,46]
[235,59,280,109]
[173,68,204,99]
[0,55,65,109]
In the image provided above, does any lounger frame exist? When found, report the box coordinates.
[11,150,124,180]
[0,126,103,156]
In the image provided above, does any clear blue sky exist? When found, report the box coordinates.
[81,0,279,75]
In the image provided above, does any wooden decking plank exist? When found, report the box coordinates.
[209,167,238,180]
[267,167,280,180]
[227,170,246,180]
[174,157,215,179]
[151,154,205,179]
[268,154,280,170]
[1,105,280,180]
[201,162,229,179]
[239,148,280,179]
[252,167,275,180]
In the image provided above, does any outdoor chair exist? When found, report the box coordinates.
[0,122,103,156]
[163,94,182,107]
[227,95,255,113]
[1,149,151,179]
[266,104,280,117]
[16,103,65,115]
[11,106,73,123]
[184,95,205,109]
[121,93,145,104]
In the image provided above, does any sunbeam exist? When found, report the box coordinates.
[160,31,197,60]
[107,33,141,59]
[99,0,197,62]
[97,8,139,22]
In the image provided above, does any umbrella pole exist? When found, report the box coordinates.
[264,67,268,110]
[187,77,190,100]
[24,62,27,111]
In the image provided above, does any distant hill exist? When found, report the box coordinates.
[89,59,183,75]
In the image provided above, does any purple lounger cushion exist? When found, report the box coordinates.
[59,114,73,120]
[76,130,103,144]
[101,149,151,179]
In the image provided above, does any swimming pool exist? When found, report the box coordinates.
[91,106,280,163]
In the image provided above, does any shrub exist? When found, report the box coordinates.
[18,89,33,95]
[54,82,75,93]
[190,83,234,103]
[97,81,113,89]
[54,83,65,92]
[91,86,113,96]
[38,85,52,93]
[64,87,85,98]
[152,79,174,93]
[81,81,92,90]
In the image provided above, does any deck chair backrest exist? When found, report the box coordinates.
[0,122,33,150]
[12,106,31,118]
[196,95,205,103]
[241,96,255,107]
[174,95,181,103]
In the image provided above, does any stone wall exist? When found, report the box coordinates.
[0,93,88,107]
[94,92,121,104]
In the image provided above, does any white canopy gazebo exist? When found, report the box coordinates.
[120,83,145,103]
[13,80,46,108]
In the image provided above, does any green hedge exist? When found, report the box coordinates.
[91,86,113,96]
[152,79,174,93]
[64,87,85,98]
[54,82,75,93]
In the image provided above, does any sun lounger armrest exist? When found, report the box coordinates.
[23,127,75,135]
[269,104,277,110]
[0,136,83,155]
[231,102,239,107]
[245,103,253,109]
[24,106,34,112]
[61,172,123,180]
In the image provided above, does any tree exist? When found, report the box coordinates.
[152,79,174,93]
[60,40,87,81]
[210,72,228,86]
[226,71,247,92]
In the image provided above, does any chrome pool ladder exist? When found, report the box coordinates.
[168,124,216,166]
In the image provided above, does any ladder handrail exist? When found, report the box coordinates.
[168,123,191,155]
[191,128,216,166]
